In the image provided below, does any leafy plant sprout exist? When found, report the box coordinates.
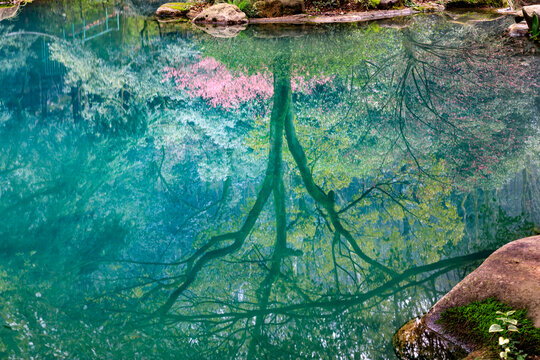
[530,13,539,42]
[489,310,527,360]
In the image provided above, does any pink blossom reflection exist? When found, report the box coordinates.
[163,57,333,110]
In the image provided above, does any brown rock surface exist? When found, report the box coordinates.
[280,0,304,15]
[0,3,18,22]
[252,0,304,18]
[377,0,400,9]
[425,236,540,333]
[192,3,248,24]
[523,4,540,28]
[508,21,530,36]
[512,0,540,10]
[253,0,283,18]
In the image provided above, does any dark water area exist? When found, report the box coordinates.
[0,1,539,358]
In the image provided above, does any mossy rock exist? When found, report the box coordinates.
[156,2,194,18]
[437,298,540,358]
[394,237,540,360]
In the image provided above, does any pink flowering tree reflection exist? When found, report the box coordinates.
[163,56,333,110]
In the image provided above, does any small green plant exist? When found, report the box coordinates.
[488,310,527,360]
[530,13,539,42]
[228,0,250,11]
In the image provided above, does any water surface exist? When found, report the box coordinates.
[1,2,539,359]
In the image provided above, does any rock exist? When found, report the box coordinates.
[156,2,194,18]
[394,236,540,358]
[0,3,19,22]
[508,21,530,36]
[192,3,248,24]
[193,23,247,37]
[522,4,540,28]
[280,0,304,14]
[425,236,540,330]
[249,8,418,24]
[445,0,505,9]
[253,0,283,17]
[252,0,304,17]
[393,319,467,360]
[376,0,400,9]
[462,349,493,360]
[446,10,505,25]
[511,0,540,10]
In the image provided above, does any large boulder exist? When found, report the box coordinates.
[156,2,194,18]
[252,0,304,18]
[394,236,540,359]
[425,236,540,332]
[192,3,248,24]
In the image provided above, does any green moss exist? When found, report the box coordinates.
[437,298,540,358]
[165,2,193,11]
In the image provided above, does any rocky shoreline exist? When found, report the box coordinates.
[154,0,539,43]
[247,7,418,24]
[155,0,441,24]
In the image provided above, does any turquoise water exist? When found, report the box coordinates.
[0,1,539,359]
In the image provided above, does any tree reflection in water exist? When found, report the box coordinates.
[0,7,539,359]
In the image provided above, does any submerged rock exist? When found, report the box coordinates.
[394,236,540,359]
[446,10,505,25]
[393,319,467,360]
[192,3,248,24]
[508,20,530,36]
